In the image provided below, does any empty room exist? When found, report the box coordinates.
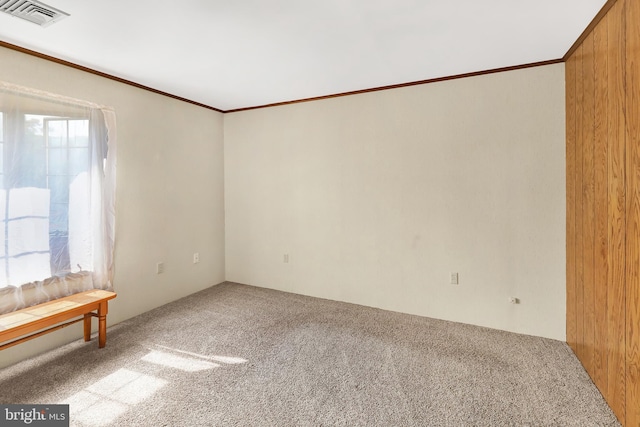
[0,0,638,425]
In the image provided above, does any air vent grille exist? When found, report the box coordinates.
[0,0,69,27]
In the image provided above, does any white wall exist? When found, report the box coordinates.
[0,46,226,368]
[224,63,566,340]
[0,52,566,369]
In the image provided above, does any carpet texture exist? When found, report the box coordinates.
[0,282,620,426]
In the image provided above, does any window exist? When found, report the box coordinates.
[47,118,90,274]
[15,115,92,275]
[0,81,116,314]
[0,113,93,282]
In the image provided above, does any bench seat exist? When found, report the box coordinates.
[0,289,117,351]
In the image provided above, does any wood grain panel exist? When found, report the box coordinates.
[626,0,640,423]
[582,31,596,377]
[593,17,609,395]
[564,1,640,424]
[566,53,578,353]
[574,43,586,363]
[564,0,621,60]
[606,0,627,421]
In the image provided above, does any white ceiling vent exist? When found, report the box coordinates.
[0,0,69,27]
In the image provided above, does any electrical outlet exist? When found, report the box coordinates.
[156,262,164,274]
[450,272,459,285]
[193,253,200,264]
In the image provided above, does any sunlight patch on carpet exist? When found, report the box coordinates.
[141,350,220,372]
[153,344,248,364]
[63,368,167,426]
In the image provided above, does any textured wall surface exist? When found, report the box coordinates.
[225,64,566,340]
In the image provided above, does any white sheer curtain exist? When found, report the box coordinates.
[0,81,116,314]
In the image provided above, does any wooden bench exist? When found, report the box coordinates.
[0,290,117,351]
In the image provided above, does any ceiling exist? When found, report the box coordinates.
[0,0,607,111]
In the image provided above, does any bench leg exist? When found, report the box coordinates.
[98,301,108,348]
[83,314,92,342]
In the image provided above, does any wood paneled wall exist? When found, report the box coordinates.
[566,0,639,424]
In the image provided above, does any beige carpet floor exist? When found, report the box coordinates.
[0,282,620,426]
